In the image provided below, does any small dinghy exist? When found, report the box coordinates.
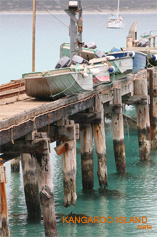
[92,50,133,75]
[71,55,110,86]
[106,50,146,74]
[23,57,93,99]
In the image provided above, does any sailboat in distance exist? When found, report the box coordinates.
[107,0,125,29]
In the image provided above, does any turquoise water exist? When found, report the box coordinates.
[5,126,157,237]
[1,13,157,236]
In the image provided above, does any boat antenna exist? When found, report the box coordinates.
[65,0,83,59]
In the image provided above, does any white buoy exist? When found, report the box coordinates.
[129,51,135,57]
[152,54,157,61]
[90,68,100,75]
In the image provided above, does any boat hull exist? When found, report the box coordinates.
[107,51,146,74]
[70,63,110,86]
[132,52,147,73]
[89,64,110,86]
[23,69,93,99]
[107,21,125,29]
[60,43,95,61]
[60,44,133,75]
[89,57,133,75]
[109,57,133,74]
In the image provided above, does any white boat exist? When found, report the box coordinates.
[89,56,133,75]
[107,0,125,29]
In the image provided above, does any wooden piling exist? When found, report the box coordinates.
[35,132,57,236]
[112,88,126,173]
[93,95,108,188]
[10,157,20,172]
[60,120,77,207]
[21,153,41,219]
[148,69,157,149]
[152,70,157,148]
[80,123,94,190]
[134,71,151,160]
[126,37,133,48]
[0,159,10,237]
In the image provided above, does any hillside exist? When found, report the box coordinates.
[1,0,157,12]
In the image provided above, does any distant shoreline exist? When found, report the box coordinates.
[0,9,157,15]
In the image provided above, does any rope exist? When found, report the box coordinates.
[0,73,146,133]
[16,78,23,101]
[51,65,82,98]
[105,61,120,86]
[11,128,14,144]
[43,7,77,35]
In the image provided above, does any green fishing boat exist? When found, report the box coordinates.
[22,67,93,99]
[60,43,133,75]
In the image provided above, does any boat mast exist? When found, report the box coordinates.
[32,0,36,72]
[117,0,120,18]
[65,0,83,60]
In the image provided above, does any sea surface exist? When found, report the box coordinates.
[0,13,157,237]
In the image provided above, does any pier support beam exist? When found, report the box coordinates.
[148,69,157,149]
[80,123,93,190]
[112,88,126,173]
[152,70,157,148]
[21,153,41,219]
[35,132,57,236]
[57,119,77,207]
[93,95,108,188]
[0,159,10,237]
[10,157,20,172]
[135,71,151,160]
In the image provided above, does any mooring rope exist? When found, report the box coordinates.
[50,64,88,98]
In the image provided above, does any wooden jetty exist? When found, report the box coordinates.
[0,67,157,236]
[0,2,157,236]
[126,22,157,53]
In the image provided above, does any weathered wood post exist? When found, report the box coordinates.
[10,157,20,172]
[0,159,10,237]
[55,119,77,207]
[93,94,108,188]
[21,151,41,219]
[152,69,157,148]
[126,37,133,48]
[148,68,157,149]
[126,22,137,47]
[80,122,94,190]
[63,120,77,207]
[112,88,126,173]
[35,132,57,236]
[153,37,155,47]
[134,70,151,160]
[21,133,41,219]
